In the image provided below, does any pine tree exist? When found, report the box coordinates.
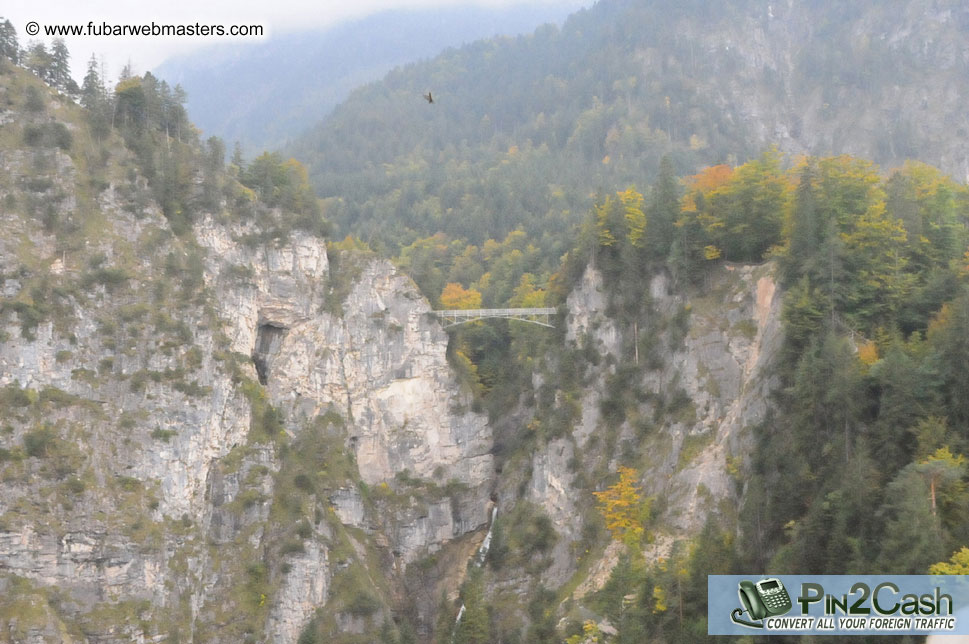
[785,161,820,284]
[24,42,53,83]
[81,54,102,109]
[876,467,944,573]
[453,568,489,644]
[49,39,78,95]
[81,54,110,141]
[0,19,19,64]
[646,154,680,262]
[434,591,457,644]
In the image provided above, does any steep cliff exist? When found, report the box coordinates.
[0,67,494,643]
[0,64,788,643]
[478,262,783,634]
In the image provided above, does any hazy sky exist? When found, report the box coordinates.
[4,0,582,80]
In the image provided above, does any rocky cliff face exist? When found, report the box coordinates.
[490,262,783,600]
[0,66,787,643]
[0,206,494,642]
[0,69,494,643]
[653,0,969,181]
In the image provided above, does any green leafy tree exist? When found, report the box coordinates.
[868,346,942,470]
[781,276,828,358]
[839,202,912,327]
[718,147,788,261]
[434,591,457,644]
[928,294,969,427]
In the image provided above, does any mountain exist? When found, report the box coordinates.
[4,5,969,643]
[288,0,969,255]
[154,3,586,154]
[0,57,492,642]
[0,56,788,642]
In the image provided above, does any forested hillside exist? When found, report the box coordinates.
[290,0,969,290]
[156,2,585,154]
[285,0,969,637]
[543,151,969,640]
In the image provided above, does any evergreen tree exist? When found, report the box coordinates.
[784,160,820,284]
[81,54,111,141]
[876,467,945,573]
[0,18,19,64]
[49,38,78,95]
[202,136,226,210]
[869,346,942,470]
[24,41,53,83]
[434,591,457,644]
[916,447,967,523]
[81,54,102,109]
[646,154,680,262]
[453,568,489,644]
[927,292,969,428]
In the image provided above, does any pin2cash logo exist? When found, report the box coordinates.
[731,578,793,628]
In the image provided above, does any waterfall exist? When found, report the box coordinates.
[476,505,499,566]
[452,504,498,639]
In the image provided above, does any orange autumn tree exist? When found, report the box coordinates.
[681,164,735,212]
[594,466,652,549]
[440,282,482,309]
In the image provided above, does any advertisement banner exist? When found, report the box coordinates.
[709,575,969,636]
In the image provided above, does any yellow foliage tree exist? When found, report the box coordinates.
[858,340,879,366]
[930,546,969,575]
[618,187,646,248]
[440,282,482,310]
[510,273,546,308]
[915,446,966,517]
[594,466,651,548]
[565,620,602,644]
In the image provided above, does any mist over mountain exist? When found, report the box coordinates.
[155,2,586,154]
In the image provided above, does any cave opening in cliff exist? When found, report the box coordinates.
[252,323,287,385]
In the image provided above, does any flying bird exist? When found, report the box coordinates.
[423,92,434,104]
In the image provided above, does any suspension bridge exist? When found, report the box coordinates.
[431,307,557,328]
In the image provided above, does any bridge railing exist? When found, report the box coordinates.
[431,307,558,328]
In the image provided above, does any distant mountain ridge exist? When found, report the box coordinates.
[155,2,586,153]
[285,0,969,252]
